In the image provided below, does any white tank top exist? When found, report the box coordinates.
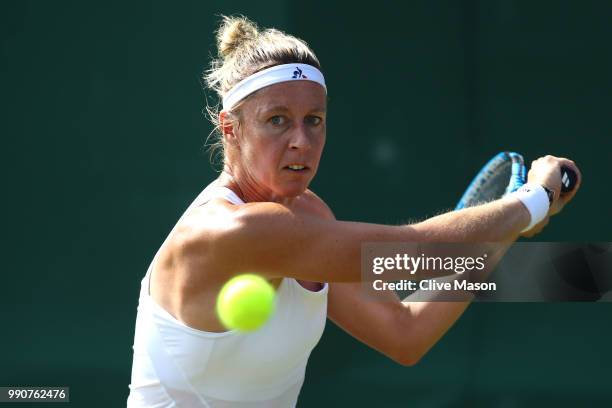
[127,182,329,407]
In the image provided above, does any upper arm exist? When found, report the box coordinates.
[179,191,523,284]
[183,199,417,283]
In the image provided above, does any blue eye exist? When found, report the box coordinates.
[270,116,285,125]
[306,116,322,126]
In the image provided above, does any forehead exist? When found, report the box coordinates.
[244,81,327,114]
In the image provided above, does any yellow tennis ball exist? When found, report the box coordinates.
[216,274,276,332]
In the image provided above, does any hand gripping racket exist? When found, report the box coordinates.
[456,151,578,210]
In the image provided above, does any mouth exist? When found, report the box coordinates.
[283,164,310,173]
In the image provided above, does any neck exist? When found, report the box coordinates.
[217,166,295,205]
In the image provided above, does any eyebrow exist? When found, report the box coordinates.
[259,105,327,115]
[260,106,290,114]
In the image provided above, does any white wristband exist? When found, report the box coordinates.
[510,183,550,232]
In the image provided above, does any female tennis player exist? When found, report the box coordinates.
[127,16,581,407]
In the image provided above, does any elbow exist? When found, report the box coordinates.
[390,342,424,367]
[393,352,422,367]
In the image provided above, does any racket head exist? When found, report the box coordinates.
[455,152,526,210]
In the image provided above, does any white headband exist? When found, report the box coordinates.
[222,63,327,111]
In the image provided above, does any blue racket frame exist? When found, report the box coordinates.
[455,152,527,210]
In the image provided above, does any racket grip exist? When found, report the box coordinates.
[560,166,578,194]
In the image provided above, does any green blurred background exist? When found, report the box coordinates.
[1,0,610,407]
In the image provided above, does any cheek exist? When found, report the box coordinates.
[243,138,284,173]
[319,132,327,149]
[313,132,326,157]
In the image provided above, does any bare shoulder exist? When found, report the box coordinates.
[176,199,289,246]
[152,190,342,311]
[150,198,293,331]
[171,192,333,268]
[151,199,240,294]
[162,197,301,280]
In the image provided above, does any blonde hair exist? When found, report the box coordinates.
[203,15,321,166]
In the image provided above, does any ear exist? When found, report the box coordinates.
[220,111,239,148]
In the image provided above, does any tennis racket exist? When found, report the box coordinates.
[456,151,578,210]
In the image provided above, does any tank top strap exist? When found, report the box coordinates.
[205,186,245,205]
[193,183,245,208]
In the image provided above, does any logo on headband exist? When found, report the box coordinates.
[292,67,307,79]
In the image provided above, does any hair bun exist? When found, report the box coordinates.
[217,15,258,58]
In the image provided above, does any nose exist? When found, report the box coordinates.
[289,124,311,151]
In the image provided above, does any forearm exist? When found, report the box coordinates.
[393,197,529,363]
[413,196,530,243]
[396,297,471,364]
